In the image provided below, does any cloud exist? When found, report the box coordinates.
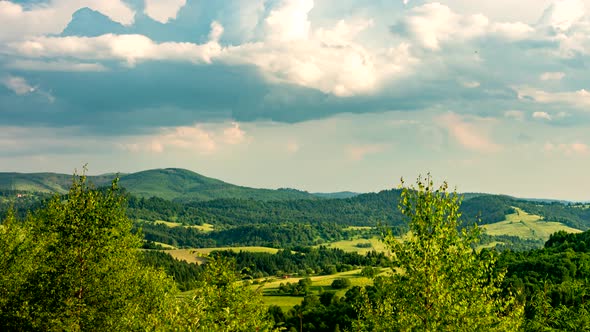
[394,3,489,50]
[9,7,416,96]
[346,144,386,161]
[222,122,246,145]
[544,141,589,155]
[286,141,300,154]
[121,122,249,154]
[2,76,35,95]
[143,0,187,24]
[265,0,314,43]
[6,59,108,72]
[461,81,480,88]
[504,110,525,120]
[9,27,223,66]
[392,3,534,51]
[533,111,552,120]
[540,71,566,80]
[517,87,590,109]
[0,0,135,41]
[538,0,585,31]
[438,113,501,152]
[224,16,417,96]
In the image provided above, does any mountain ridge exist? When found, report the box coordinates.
[0,168,318,202]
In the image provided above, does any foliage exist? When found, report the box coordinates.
[354,175,524,331]
[0,173,179,331]
[211,246,388,278]
[277,278,313,296]
[331,278,352,289]
[185,256,278,332]
[139,250,203,291]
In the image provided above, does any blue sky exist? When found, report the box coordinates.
[1,0,590,200]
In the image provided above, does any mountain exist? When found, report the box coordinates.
[118,168,317,201]
[0,168,317,202]
[0,172,114,193]
[312,191,360,199]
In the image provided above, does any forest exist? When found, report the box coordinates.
[1,174,590,331]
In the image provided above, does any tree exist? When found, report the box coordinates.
[331,278,351,290]
[0,172,178,331]
[186,256,277,331]
[0,208,44,330]
[354,175,523,331]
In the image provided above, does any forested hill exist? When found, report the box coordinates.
[117,168,316,201]
[131,189,589,229]
[0,168,317,201]
[2,169,590,235]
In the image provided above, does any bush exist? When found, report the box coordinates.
[331,278,351,289]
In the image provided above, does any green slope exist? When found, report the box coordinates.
[0,168,317,202]
[118,168,317,201]
[0,172,114,193]
[482,207,582,241]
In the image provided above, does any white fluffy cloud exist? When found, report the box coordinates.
[2,0,590,100]
[538,0,586,31]
[533,111,553,120]
[9,27,223,66]
[143,0,187,24]
[121,122,248,154]
[395,3,534,50]
[517,87,590,109]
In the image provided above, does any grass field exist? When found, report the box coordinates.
[154,220,214,232]
[257,269,378,311]
[164,246,281,264]
[342,226,375,231]
[482,207,582,240]
[319,237,389,255]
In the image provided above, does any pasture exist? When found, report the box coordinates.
[154,220,215,232]
[256,269,378,311]
[319,237,389,254]
[482,207,582,240]
[164,246,281,264]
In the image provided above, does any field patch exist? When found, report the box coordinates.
[163,249,208,264]
[154,220,214,232]
[164,246,282,264]
[482,207,582,240]
[256,269,378,310]
[319,237,389,254]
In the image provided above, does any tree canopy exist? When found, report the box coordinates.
[354,175,524,331]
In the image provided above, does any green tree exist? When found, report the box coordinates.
[354,175,523,331]
[0,172,178,331]
[186,256,277,331]
[0,208,44,330]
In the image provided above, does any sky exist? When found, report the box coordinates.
[1,0,590,200]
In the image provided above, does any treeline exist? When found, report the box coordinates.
[137,221,356,248]
[498,229,590,329]
[0,176,275,331]
[210,247,389,278]
[139,250,202,291]
[4,186,590,251]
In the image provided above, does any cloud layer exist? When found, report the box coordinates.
[1,0,590,200]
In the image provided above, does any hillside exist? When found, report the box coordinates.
[0,168,318,202]
[0,172,115,193]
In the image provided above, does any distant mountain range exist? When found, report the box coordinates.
[0,168,345,202]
